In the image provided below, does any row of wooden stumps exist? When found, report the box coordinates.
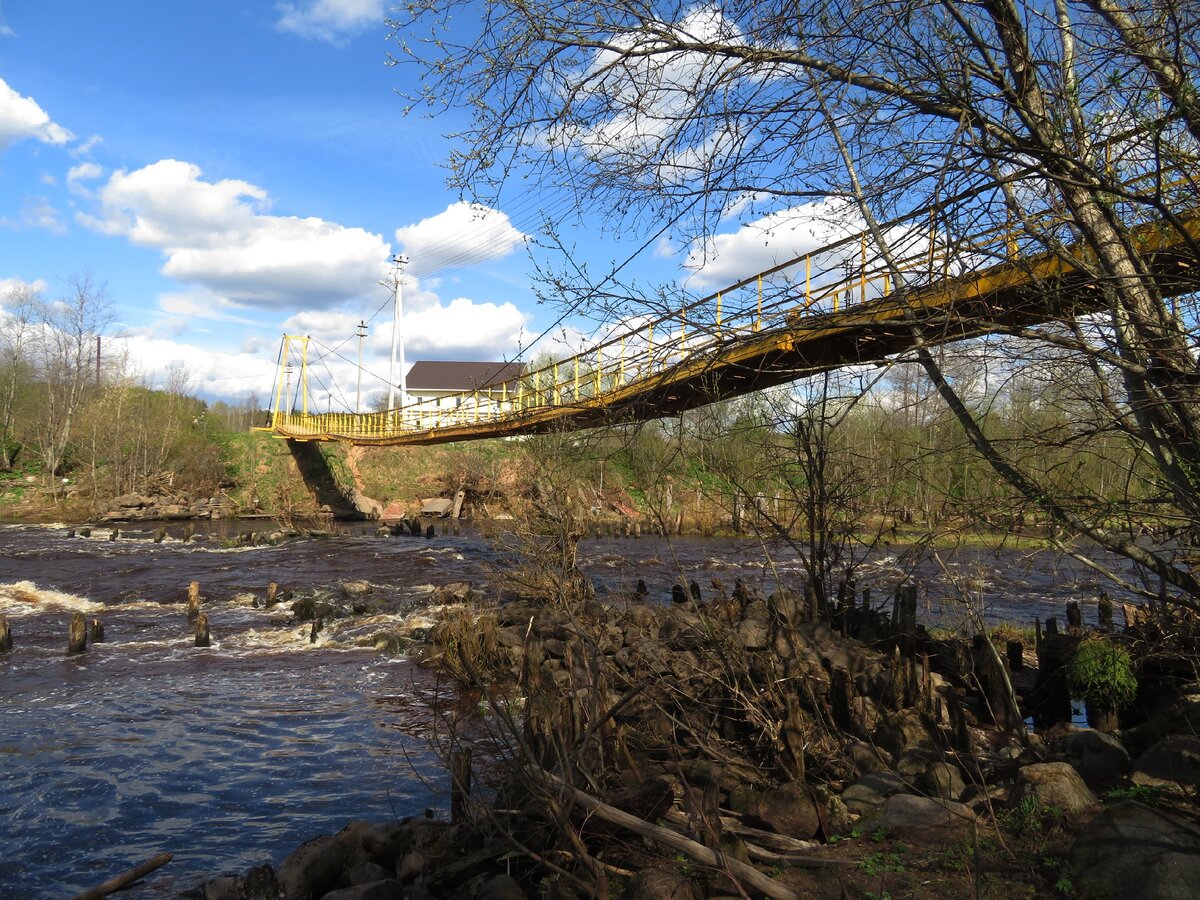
[64,524,198,543]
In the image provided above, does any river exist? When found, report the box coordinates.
[0,520,1131,897]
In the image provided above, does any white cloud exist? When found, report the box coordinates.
[67,161,104,197]
[156,290,262,327]
[5,196,67,234]
[394,202,527,277]
[683,199,864,289]
[117,333,279,400]
[275,0,381,45]
[70,134,103,158]
[78,159,392,310]
[0,78,72,149]
[0,277,49,302]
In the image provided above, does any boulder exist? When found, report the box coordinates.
[841,771,912,816]
[843,740,894,777]
[1009,762,1099,828]
[924,761,967,801]
[474,873,527,900]
[1131,736,1200,794]
[276,833,345,899]
[872,708,939,758]
[745,781,821,839]
[320,881,406,900]
[1049,728,1131,792]
[624,868,702,900]
[858,794,975,843]
[736,617,771,651]
[1070,801,1200,899]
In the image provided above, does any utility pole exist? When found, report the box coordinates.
[355,320,367,413]
[387,254,409,420]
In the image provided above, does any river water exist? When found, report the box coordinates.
[0,520,1133,897]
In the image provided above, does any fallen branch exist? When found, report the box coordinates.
[71,852,173,900]
[541,771,805,900]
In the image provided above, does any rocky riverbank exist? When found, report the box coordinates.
[192,579,1200,899]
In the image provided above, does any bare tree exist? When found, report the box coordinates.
[30,272,112,494]
[0,282,38,470]
[392,0,1200,606]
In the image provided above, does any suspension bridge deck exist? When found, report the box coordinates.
[268,208,1199,447]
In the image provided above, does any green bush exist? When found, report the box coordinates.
[1066,636,1137,710]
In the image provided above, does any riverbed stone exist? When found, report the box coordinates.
[858,794,976,843]
[1069,800,1200,899]
[624,867,702,900]
[1131,736,1200,794]
[277,833,347,899]
[843,740,894,777]
[1009,762,1099,828]
[320,880,405,900]
[1048,727,1131,791]
[840,771,911,816]
[924,760,967,800]
[745,780,820,838]
[736,616,771,651]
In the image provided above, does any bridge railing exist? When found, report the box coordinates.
[272,163,1197,440]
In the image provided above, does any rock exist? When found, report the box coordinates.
[624,868,702,900]
[276,833,345,899]
[1132,736,1200,794]
[113,492,151,508]
[1049,728,1132,792]
[201,876,241,900]
[341,580,372,597]
[349,488,383,520]
[812,783,854,838]
[924,761,967,801]
[843,740,894,777]
[339,861,393,887]
[736,617,770,651]
[397,850,426,882]
[872,708,939,758]
[1070,801,1200,899]
[841,771,912,816]
[434,581,473,603]
[320,880,405,900]
[858,794,976,843]
[475,873,527,900]
[1009,762,1099,828]
[745,780,821,839]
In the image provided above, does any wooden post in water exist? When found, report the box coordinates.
[1098,593,1114,632]
[0,615,11,652]
[1006,640,1024,671]
[1065,601,1083,635]
[195,612,211,648]
[90,618,105,643]
[108,528,119,542]
[183,523,195,543]
[68,612,88,653]
[79,527,91,538]
[310,618,322,644]
[187,581,201,623]
[450,748,472,824]
[153,527,167,544]
[265,582,278,609]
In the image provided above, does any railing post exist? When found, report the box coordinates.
[716,292,722,337]
[595,348,602,395]
[805,256,811,309]
[619,337,626,386]
[860,233,868,305]
[574,356,580,399]
[553,362,560,405]
[757,275,763,331]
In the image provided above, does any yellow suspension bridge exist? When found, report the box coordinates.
[268,195,1200,447]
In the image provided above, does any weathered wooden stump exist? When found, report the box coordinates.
[0,615,12,652]
[68,612,88,653]
[79,527,91,538]
[310,618,322,644]
[1066,601,1083,635]
[450,749,472,824]
[66,528,76,539]
[90,618,105,643]
[108,528,119,542]
[1098,593,1114,632]
[265,582,279,609]
[425,524,435,539]
[187,581,201,623]
[1006,640,1024,671]
[153,527,167,544]
[195,612,211,647]
[182,524,196,543]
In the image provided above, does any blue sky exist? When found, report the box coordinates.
[0,1,855,409]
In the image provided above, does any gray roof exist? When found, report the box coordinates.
[406,360,526,392]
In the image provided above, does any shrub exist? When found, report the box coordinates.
[1066,637,1137,710]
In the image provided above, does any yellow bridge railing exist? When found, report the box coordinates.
[269,168,1198,446]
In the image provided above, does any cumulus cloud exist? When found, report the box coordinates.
[0,78,72,149]
[394,202,527,277]
[3,196,67,234]
[117,333,280,399]
[0,277,49,302]
[275,0,381,45]
[682,199,864,289]
[78,159,392,309]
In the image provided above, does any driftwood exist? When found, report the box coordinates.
[70,852,173,900]
[544,772,815,900]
